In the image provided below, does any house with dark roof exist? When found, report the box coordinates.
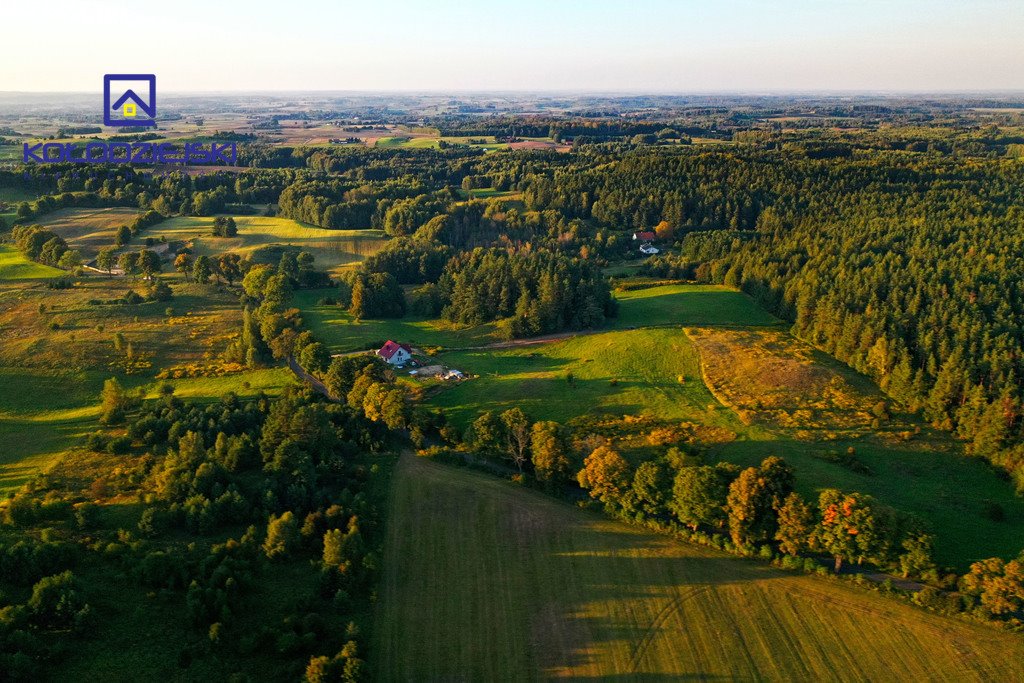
[377,340,413,366]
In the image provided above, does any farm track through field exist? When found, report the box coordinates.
[626,584,710,673]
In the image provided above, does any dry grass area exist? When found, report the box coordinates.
[687,328,909,441]
[0,278,241,377]
[35,207,143,258]
[150,215,386,276]
[0,276,248,491]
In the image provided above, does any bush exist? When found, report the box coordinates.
[85,431,107,451]
[106,435,132,455]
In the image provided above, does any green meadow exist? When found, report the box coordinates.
[377,284,1023,569]
[0,244,64,280]
[293,289,497,352]
[611,283,782,328]
[428,327,739,429]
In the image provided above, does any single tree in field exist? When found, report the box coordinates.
[97,247,116,275]
[630,460,672,518]
[500,407,531,471]
[349,277,367,319]
[117,251,140,280]
[577,445,632,508]
[174,253,191,281]
[898,533,937,579]
[57,249,82,271]
[211,216,238,237]
[278,251,300,283]
[726,456,794,548]
[115,224,131,247]
[299,341,331,376]
[531,421,571,484]
[138,249,161,280]
[99,376,132,424]
[466,411,504,454]
[377,386,410,430]
[322,528,345,570]
[775,491,814,556]
[192,255,212,283]
[218,253,242,285]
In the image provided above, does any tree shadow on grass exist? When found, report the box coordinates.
[388,456,788,679]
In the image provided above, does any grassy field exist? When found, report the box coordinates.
[0,367,101,491]
[689,327,896,438]
[294,288,497,352]
[374,454,1024,681]
[0,244,64,280]
[429,328,741,431]
[611,283,781,328]
[0,186,37,224]
[36,207,143,258]
[685,326,1024,568]
[295,283,776,354]
[375,135,514,151]
[148,215,387,276]
[400,284,1023,568]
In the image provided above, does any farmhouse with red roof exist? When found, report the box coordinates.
[632,230,656,241]
[377,340,413,366]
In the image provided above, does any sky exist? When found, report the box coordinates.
[2,0,1022,92]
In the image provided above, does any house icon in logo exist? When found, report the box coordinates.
[104,74,156,127]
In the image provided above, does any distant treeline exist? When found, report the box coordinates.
[426,116,678,140]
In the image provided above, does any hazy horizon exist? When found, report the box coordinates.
[2,0,1022,93]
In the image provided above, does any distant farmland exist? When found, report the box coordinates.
[373,455,1024,681]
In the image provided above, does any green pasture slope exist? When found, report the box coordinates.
[293,282,1024,568]
[0,367,101,491]
[373,455,1024,681]
[611,283,782,328]
[295,282,778,353]
[713,434,1024,569]
[430,327,741,429]
[0,244,64,280]
[426,284,779,427]
[293,289,497,352]
[0,364,294,495]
